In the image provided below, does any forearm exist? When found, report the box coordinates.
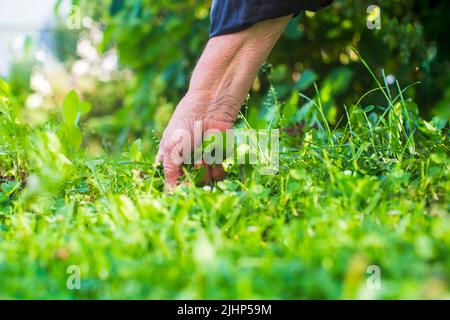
[186,15,291,122]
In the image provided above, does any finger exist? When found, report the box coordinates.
[163,158,182,190]
[203,162,213,185]
[210,164,226,182]
[163,144,184,190]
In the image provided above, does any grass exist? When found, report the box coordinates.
[0,61,449,299]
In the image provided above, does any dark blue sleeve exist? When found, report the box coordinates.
[210,0,333,38]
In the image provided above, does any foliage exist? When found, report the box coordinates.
[1,59,448,298]
[7,1,449,157]
[75,0,450,131]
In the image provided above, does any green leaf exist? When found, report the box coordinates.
[62,90,81,126]
[192,166,206,187]
[0,102,9,116]
[283,91,299,124]
[354,105,374,114]
[0,78,10,97]
[64,125,83,150]
[216,179,238,191]
[418,120,441,137]
[130,139,143,162]
[322,67,353,95]
[284,15,304,40]
[80,101,92,116]
[364,105,375,113]
[295,69,318,91]
[0,181,20,203]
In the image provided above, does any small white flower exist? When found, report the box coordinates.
[82,17,94,29]
[101,52,118,72]
[386,74,396,85]
[26,93,43,109]
[30,73,52,96]
[72,60,90,76]
[35,50,47,62]
[77,39,99,61]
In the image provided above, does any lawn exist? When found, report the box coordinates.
[0,66,449,299]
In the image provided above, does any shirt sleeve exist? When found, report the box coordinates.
[209,0,334,38]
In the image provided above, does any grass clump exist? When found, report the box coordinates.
[0,66,448,299]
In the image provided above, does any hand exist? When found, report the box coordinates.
[156,90,237,189]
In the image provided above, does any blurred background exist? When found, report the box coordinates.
[1,0,449,157]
